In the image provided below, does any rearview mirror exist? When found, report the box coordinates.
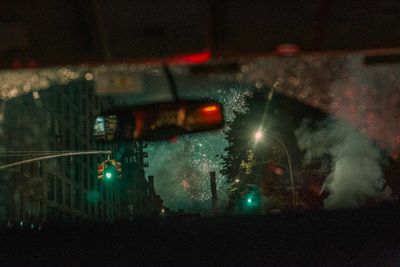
[93,100,224,141]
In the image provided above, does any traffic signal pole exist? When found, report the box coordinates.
[0,150,112,170]
[210,171,217,215]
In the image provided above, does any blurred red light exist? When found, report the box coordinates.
[276,44,300,56]
[273,166,285,176]
[12,59,23,68]
[167,50,211,65]
[168,135,178,143]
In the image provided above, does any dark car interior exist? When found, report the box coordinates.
[2,1,400,266]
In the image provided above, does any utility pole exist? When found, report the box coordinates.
[254,130,299,209]
[0,150,112,170]
[210,171,217,215]
[270,136,297,209]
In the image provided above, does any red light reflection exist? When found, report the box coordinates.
[166,50,211,65]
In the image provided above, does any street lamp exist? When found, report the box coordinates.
[253,131,296,209]
[254,130,263,142]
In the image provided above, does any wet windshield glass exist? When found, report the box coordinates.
[0,54,399,225]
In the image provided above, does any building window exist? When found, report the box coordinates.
[74,115,79,135]
[46,112,52,128]
[89,171,94,190]
[30,163,36,177]
[74,188,81,211]
[65,130,70,148]
[38,162,43,177]
[95,96,99,110]
[74,161,80,184]
[64,213,72,223]
[98,202,102,219]
[47,206,55,222]
[54,119,61,137]
[65,183,71,208]
[47,174,55,201]
[55,209,63,222]
[108,188,113,204]
[90,203,95,216]
[57,157,64,170]
[74,86,79,100]
[65,106,71,124]
[74,135,79,150]
[64,159,72,179]
[82,119,87,132]
[56,178,63,204]
[84,192,88,214]
[103,187,106,202]
[82,98,86,114]
[83,173,88,189]
[108,207,112,220]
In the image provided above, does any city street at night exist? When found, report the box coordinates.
[1,0,400,265]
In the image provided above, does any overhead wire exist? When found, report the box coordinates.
[0,150,109,157]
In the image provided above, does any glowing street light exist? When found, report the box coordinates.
[254,130,263,142]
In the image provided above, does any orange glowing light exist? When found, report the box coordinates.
[201,105,219,113]
[196,104,223,126]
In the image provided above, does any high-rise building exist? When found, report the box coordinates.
[0,78,159,226]
[118,142,163,220]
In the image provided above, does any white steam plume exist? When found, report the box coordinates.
[295,118,384,209]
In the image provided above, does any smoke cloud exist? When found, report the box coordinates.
[148,136,227,214]
[295,118,384,209]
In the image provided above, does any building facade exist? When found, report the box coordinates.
[0,78,158,226]
[118,142,163,220]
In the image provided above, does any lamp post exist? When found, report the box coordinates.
[254,130,296,209]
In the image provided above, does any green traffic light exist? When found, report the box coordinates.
[242,188,261,214]
[104,163,116,180]
[244,191,258,207]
